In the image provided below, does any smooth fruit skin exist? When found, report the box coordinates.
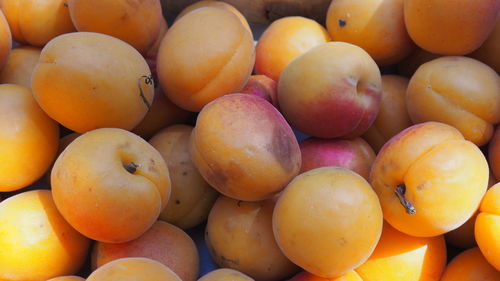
[92,221,199,281]
[51,128,171,243]
[278,42,382,139]
[369,122,489,237]
[404,0,500,55]
[0,9,11,70]
[440,247,500,281]
[0,84,59,192]
[471,19,500,74]
[255,16,331,81]
[46,276,85,281]
[0,45,41,88]
[363,75,412,152]
[68,0,163,54]
[475,184,500,270]
[157,7,255,112]
[406,56,500,146]
[326,0,414,66]
[190,94,301,201]
[32,32,154,134]
[240,74,279,108]
[86,257,182,281]
[206,196,299,281]
[273,167,383,278]
[198,268,255,281]
[149,125,218,229]
[0,190,90,281]
[299,137,376,180]
[355,222,446,281]
[1,0,75,46]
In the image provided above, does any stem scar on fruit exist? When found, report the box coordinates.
[339,19,347,27]
[395,184,416,215]
[138,75,153,110]
[124,162,140,174]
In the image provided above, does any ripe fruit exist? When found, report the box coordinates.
[278,42,382,139]
[157,7,254,112]
[0,45,41,88]
[288,271,363,281]
[240,75,278,108]
[198,268,254,281]
[68,0,163,54]
[406,56,500,146]
[370,122,489,237]
[471,19,500,74]
[255,16,331,81]
[273,167,383,278]
[440,247,500,281]
[488,126,500,180]
[92,221,199,281]
[32,32,154,133]
[47,276,85,281]
[475,183,500,270]
[0,9,11,69]
[190,94,301,201]
[326,0,414,66]
[0,190,90,281]
[51,128,170,243]
[0,84,59,192]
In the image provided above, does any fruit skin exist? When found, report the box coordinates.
[404,0,500,55]
[0,0,75,46]
[355,222,446,281]
[471,19,500,74]
[0,9,11,70]
[198,268,255,281]
[240,74,279,108]
[149,125,218,229]
[91,221,199,281]
[369,122,489,237]
[0,84,59,192]
[0,45,41,88]
[406,56,500,146]
[255,16,331,81]
[0,190,90,281]
[145,18,169,59]
[190,93,301,201]
[68,0,163,54]
[287,271,363,281]
[488,126,500,180]
[299,137,376,180]
[326,0,414,66]
[273,167,383,278]
[362,75,412,152]
[86,257,182,281]
[46,276,85,281]
[278,42,382,139]
[51,128,171,243]
[440,247,500,281]
[157,7,255,112]
[32,32,154,134]
[475,184,500,270]
[206,196,299,281]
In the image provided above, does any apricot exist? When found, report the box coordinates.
[47,276,85,281]
[190,94,301,201]
[255,16,331,81]
[471,19,500,74]
[362,75,412,152]
[406,56,500,146]
[157,7,254,112]
[87,257,182,281]
[475,184,500,270]
[0,190,90,281]
[175,0,251,33]
[51,128,170,243]
[355,222,446,281]
[0,84,59,192]
[1,0,75,46]
[0,9,10,70]
[440,247,500,281]
[488,120,500,180]
[206,196,299,281]
[326,0,414,66]
[0,45,41,88]
[68,0,163,54]
[397,48,440,77]
[273,167,383,278]
[288,271,363,281]
[44,132,81,185]
[198,268,254,281]
[404,0,500,55]
[92,221,199,281]
[278,42,382,139]
[145,18,169,59]
[240,75,279,108]
[370,122,489,237]
[299,137,375,180]
[32,32,154,133]
[149,125,218,229]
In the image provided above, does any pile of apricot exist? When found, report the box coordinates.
[0,0,498,280]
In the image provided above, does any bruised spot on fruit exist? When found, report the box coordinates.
[339,19,347,27]
[63,2,68,7]
[269,126,296,173]
[175,200,180,205]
